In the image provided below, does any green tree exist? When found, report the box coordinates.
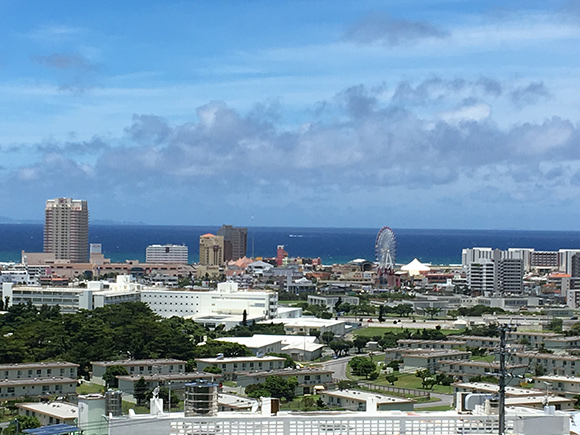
[334,297,343,313]
[423,307,442,320]
[245,383,270,398]
[242,310,248,327]
[337,380,358,390]
[3,415,41,434]
[415,369,436,389]
[353,336,369,353]
[330,340,352,357]
[349,356,377,379]
[394,304,413,317]
[321,331,335,346]
[103,365,129,388]
[245,376,298,400]
[385,374,398,385]
[134,377,149,406]
[203,365,222,374]
[378,305,386,323]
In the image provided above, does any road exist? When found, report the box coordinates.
[321,355,356,380]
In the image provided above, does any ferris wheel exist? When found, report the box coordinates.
[375,226,397,275]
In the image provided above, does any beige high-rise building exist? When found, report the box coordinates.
[199,233,224,266]
[44,198,89,263]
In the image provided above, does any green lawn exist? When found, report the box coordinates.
[77,382,105,395]
[419,405,454,411]
[348,369,453,395]
[471,355,495,363]
[354,326,463,338]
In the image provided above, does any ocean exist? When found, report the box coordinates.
[1,224,580,265]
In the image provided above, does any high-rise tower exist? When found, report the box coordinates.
[44,198,89,262]
[217,225,248,261]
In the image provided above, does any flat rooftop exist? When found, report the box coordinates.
[91,358,186,367]
[236,367,334,378]
[0,377,76,386]
[453,382,545,397]
[0,361,78,370]
[17,402,77,420]
[117,372,220,382]
[216,336,283,347]
[322,389,414,404]
[195,356,285,364]
[533,375,580,383]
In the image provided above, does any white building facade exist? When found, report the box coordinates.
[146,244,189,264]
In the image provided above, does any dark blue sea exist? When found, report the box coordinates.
[2,224,580,265]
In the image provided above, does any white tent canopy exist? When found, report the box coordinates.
[401,258,430,275]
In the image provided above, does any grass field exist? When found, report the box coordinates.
[347,360,454,395]
[77,382,105,395]
[354,326,463,338]
[471,355,495,363]
[418,405,454,411]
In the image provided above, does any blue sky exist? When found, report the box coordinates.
[1,0,580,230]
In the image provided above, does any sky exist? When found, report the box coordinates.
[1,0,580,230]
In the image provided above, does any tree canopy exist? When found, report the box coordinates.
[0,301,250,377]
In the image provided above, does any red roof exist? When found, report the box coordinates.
[201,233,216,237]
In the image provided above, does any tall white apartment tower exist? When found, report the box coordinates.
[44,197,89,263]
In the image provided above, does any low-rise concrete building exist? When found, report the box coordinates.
[195,356,286,381]
[0,361,78,380]
[533,375,580,397]
[402,350,471,372]
[0,377,77,400]
[543,336,580,351]
[397,339,467,350]
[91,359,186,385]
[235,368,334,395]
[215,336,283,356]
[261,317,346,336]
[438,360,527,385]
[17,402,78,426]
[307,295,359,309]
[505,395,575,411]
[456,335,500,349]
[320,389,414,412]
[453,382,545,398]
[508,352,580,377]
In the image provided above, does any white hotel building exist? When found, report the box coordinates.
[145,244,189,264]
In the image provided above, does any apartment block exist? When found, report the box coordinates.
[509,352,580,377]
[235,368,334,395]
[402,350,471,372]
[438,360,527,385]
[195,356,286,381]
[0,362,78,400]
[44,197,89,263]
[91,358,186,385]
